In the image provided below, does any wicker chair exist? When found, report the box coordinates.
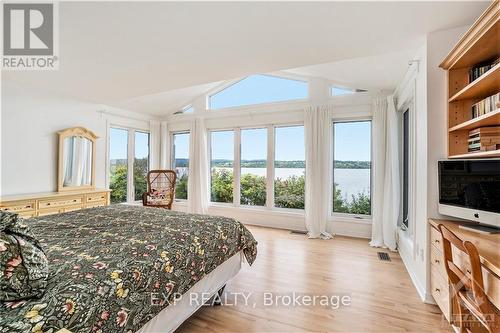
[142,170,177,209]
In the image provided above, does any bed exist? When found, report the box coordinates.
[0,205,257,333]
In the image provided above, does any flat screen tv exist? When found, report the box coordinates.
[438,159,500,228]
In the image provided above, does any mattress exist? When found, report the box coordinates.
[138,252,243,333]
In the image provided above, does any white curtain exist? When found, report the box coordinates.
[370,96,400,251]
[188,118,209,214]
[304,105,333,239]
[63,136,92,187]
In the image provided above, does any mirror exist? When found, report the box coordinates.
[58,127,98,191]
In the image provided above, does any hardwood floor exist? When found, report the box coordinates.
[177,226,451,333]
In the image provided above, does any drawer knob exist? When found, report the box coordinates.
[435,288,440,292]
[434,259,440,264]
[434,239,440,244]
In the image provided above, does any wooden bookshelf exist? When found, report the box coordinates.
[440,0,500,159]
[448,63,500,102]
[448,109,500,132]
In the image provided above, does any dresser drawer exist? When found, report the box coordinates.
[38,208,63,217]
[61,205,83,213]
[85,201,106,209]
[86,192,107,203]
[431,264,450,321]
[38,196,83,209]
[0,200,36,213]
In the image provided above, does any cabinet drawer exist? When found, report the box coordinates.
[430,226,443,252]
[86,192,107,203]
[38,196,83,209]
[0,200,36,213]
[85,201,106,209]
[62,205,83,213]
[431,265,450,322]
[430,245,447,279]
[18,212,37,219]
[38,208,63,217]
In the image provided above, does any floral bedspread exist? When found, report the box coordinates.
[0,205,257,333]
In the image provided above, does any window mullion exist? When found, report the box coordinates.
[127,129,135,203]
[266,126,275,208]
[234,128,241,206]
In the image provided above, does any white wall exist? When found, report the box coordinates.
[394,25,469,302]
[0,81,151,197]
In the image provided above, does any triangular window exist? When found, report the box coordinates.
[209,74,308,109]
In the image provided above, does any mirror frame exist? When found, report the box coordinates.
[57,127,98,192]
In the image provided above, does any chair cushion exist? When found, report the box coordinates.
[0,211,49,301]
[145,190,172,206]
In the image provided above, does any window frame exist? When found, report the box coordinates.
[170,130,191,202]
[207,122,305,213]
[330,118,373,220]
[107,125,151,204]
[207,74,309,111]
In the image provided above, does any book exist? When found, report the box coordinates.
[468,126,500,152]
[471,92,499,119]
[469,57,500,83]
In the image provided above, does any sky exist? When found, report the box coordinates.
[334,121,371,161]
[109,128,149,160]
[111,75,371,163]
[210,74,308,109]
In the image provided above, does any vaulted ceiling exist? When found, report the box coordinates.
[2,1,489,116]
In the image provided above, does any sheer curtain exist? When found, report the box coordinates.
[304,105,333,239]
[188,118,209,214]
[370,96,400,250]
[63,136,92,187]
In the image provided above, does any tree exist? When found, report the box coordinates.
[211,169,234,203]
[110,164,127,203]
[240,173,266,205]
[175,173,188,199]
[274,175,305,209]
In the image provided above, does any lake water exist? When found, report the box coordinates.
[210,167,370,203]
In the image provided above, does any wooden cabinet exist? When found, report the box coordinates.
[0,189,110,218]
[428,219,500,326]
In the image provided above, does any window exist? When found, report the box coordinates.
[240,128,267,206]
[331,86,367,97]
[109,128,128,203]
[134,131,150,201]
[332,87,355,96]
[172,132,190,200]
[182,105,194,114]
[210,130,234,203]
[332,121,371,215]
[402,109,410,229]
[109,128,151,204]
[274,126,305,209]
[209,74,308,109]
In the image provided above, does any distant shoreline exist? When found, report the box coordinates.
[110,158,371,169]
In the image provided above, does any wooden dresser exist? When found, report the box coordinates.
[0,189,111,218]
[428,219,500,323]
